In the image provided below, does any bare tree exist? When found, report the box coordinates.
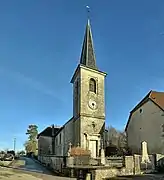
[105,126,121,147]
[105,126,129,155]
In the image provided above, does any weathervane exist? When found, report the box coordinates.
[86,5,90,19]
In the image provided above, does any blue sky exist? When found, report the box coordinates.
[0,0,164,151]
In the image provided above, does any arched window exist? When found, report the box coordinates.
[89,78,96,93]
[84,133,87,149]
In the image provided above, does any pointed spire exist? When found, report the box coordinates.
[80,19,97,70]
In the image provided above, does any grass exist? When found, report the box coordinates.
[0,161,13,167]
[0,172,13,177]
[12,160,25,168]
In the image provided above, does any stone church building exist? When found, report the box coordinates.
[37,19,107,158]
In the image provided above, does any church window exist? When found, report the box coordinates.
[59,133,61,144]
[84,133,87,149]
[139,109,142,113]
[89,78,96,93]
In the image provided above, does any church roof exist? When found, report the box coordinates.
[37,125,61,139]
[149,91,164,110]
[80,19,97,70]
[125,90,164,131]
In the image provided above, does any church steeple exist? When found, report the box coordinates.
[80,19,97,70]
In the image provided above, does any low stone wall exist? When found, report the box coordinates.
[38,154,157,179]
[93,156,134,179]
[72,156,134,179]
[38,155,66,173]
[74,155,157,179]
[105,156,124,168]
[93,167,133,180]
[67,156,90,167]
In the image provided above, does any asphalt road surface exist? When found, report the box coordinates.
[17,157,49,173]
[0,157,75,180]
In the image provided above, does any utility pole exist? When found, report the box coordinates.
[13,138,16,152]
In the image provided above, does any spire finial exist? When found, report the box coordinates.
[79,5,97,70]
[86,5,90,20]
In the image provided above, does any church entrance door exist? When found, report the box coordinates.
[89,140,97,158]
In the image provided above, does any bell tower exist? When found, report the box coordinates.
[71,19,107,158]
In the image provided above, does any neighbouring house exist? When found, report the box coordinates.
[37,125,61,156]
[37,19,107,159]
[125,90,164,154]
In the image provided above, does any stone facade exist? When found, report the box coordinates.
[38,136,52,155]
[38,19,107,159]
[75,65,106,158]
[126,99,164,154]
[52,64,106,158]
[38,155,65,173]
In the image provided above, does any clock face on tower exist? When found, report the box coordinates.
[88,99,97,110]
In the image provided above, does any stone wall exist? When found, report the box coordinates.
[38,155,66,173]
[38,154,157,178]
[89,155,156,180]
[93,167,133,180]
[38,136,52,155]
[63,119,74,155]
[75,156,134,180]
[53,117,75,157]
[80,66,106,119]
[54,130,64,156]
[105,156,124,167]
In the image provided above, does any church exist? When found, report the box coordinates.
[37,19,107,159]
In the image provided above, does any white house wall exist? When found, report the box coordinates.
[127,100,164,154]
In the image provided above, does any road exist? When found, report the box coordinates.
[15,157,49,173]
[0,157,75,180]
[0,157,163,180]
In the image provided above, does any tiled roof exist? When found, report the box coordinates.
[149,91,164,110]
